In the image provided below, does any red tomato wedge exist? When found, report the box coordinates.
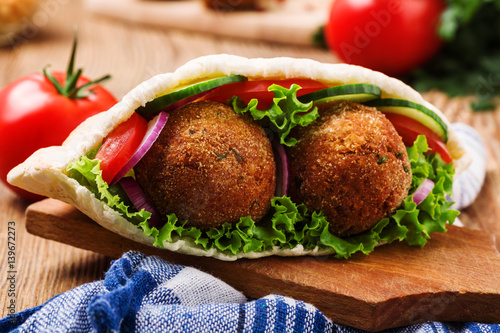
[96,112,148,184]
[200,79,327,109]
[385,113,453,164]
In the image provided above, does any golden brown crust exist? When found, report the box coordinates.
[287,102,412,237]
[135,101,276,229]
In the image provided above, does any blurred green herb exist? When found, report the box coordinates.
[312,26,328,50]
[403,0,500,111]
[215,152,228,161]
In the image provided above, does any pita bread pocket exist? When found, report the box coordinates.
[8,55,470,261]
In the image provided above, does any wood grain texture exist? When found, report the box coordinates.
[84,0,330,46]
[23,198,500,331]
[0,0,500,330]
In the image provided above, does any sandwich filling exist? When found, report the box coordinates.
[65,79,458,259]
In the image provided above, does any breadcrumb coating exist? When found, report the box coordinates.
[135,100,276,229]
[287,102,412,237]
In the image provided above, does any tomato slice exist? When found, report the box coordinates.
[96,112,148,183]
[200,79,327,109]
[385,113,453,164]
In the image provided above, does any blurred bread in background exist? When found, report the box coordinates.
[0,0,39,46]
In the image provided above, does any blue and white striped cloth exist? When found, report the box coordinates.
[0,124,493,333]
[1,251,499,333]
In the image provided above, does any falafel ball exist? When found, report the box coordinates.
[134,100,276,229]
[287,102,412,237]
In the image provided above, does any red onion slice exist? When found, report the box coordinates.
[273,139,289,197]
[412,178,435,205]
[119,177,162,228]
[111,112,169,185]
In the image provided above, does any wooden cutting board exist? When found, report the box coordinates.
[83,0,330,45]
[25,198,500,331]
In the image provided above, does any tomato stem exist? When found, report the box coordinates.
[63,68,82,97]
[65,33,77,87]
[74,74,112,98]
[42,30,112,100]
[43,66,63,91]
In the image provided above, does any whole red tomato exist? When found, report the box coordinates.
[325,0,446,76]
[0,39,117,202]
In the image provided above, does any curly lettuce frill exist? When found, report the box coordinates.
[66,135,458,259]
[230,83,319,147]
[66,148,151,226]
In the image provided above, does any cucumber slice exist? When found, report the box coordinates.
[136,75,248,117]
[298,83,381,105]
[365,98,448,142]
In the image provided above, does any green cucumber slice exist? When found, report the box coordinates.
[136,75,248,117]
[298,83,381,105]
[365,98,448,143]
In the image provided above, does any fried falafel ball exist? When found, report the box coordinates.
[135,100,276,229]
[287,102,412,237]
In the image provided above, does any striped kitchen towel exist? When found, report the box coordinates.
[1,250,499,333]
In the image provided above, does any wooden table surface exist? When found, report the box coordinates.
[0,0,499,322]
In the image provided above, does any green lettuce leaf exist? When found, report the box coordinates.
[66,152,151,226]
[230,84,319,147]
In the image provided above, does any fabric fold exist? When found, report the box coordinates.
[1,251,499,333]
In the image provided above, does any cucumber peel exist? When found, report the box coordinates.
[136,75,248,117]
[364,98,448,142]
[298,83,381,105]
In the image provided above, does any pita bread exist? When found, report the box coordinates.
[7,55,470,261]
